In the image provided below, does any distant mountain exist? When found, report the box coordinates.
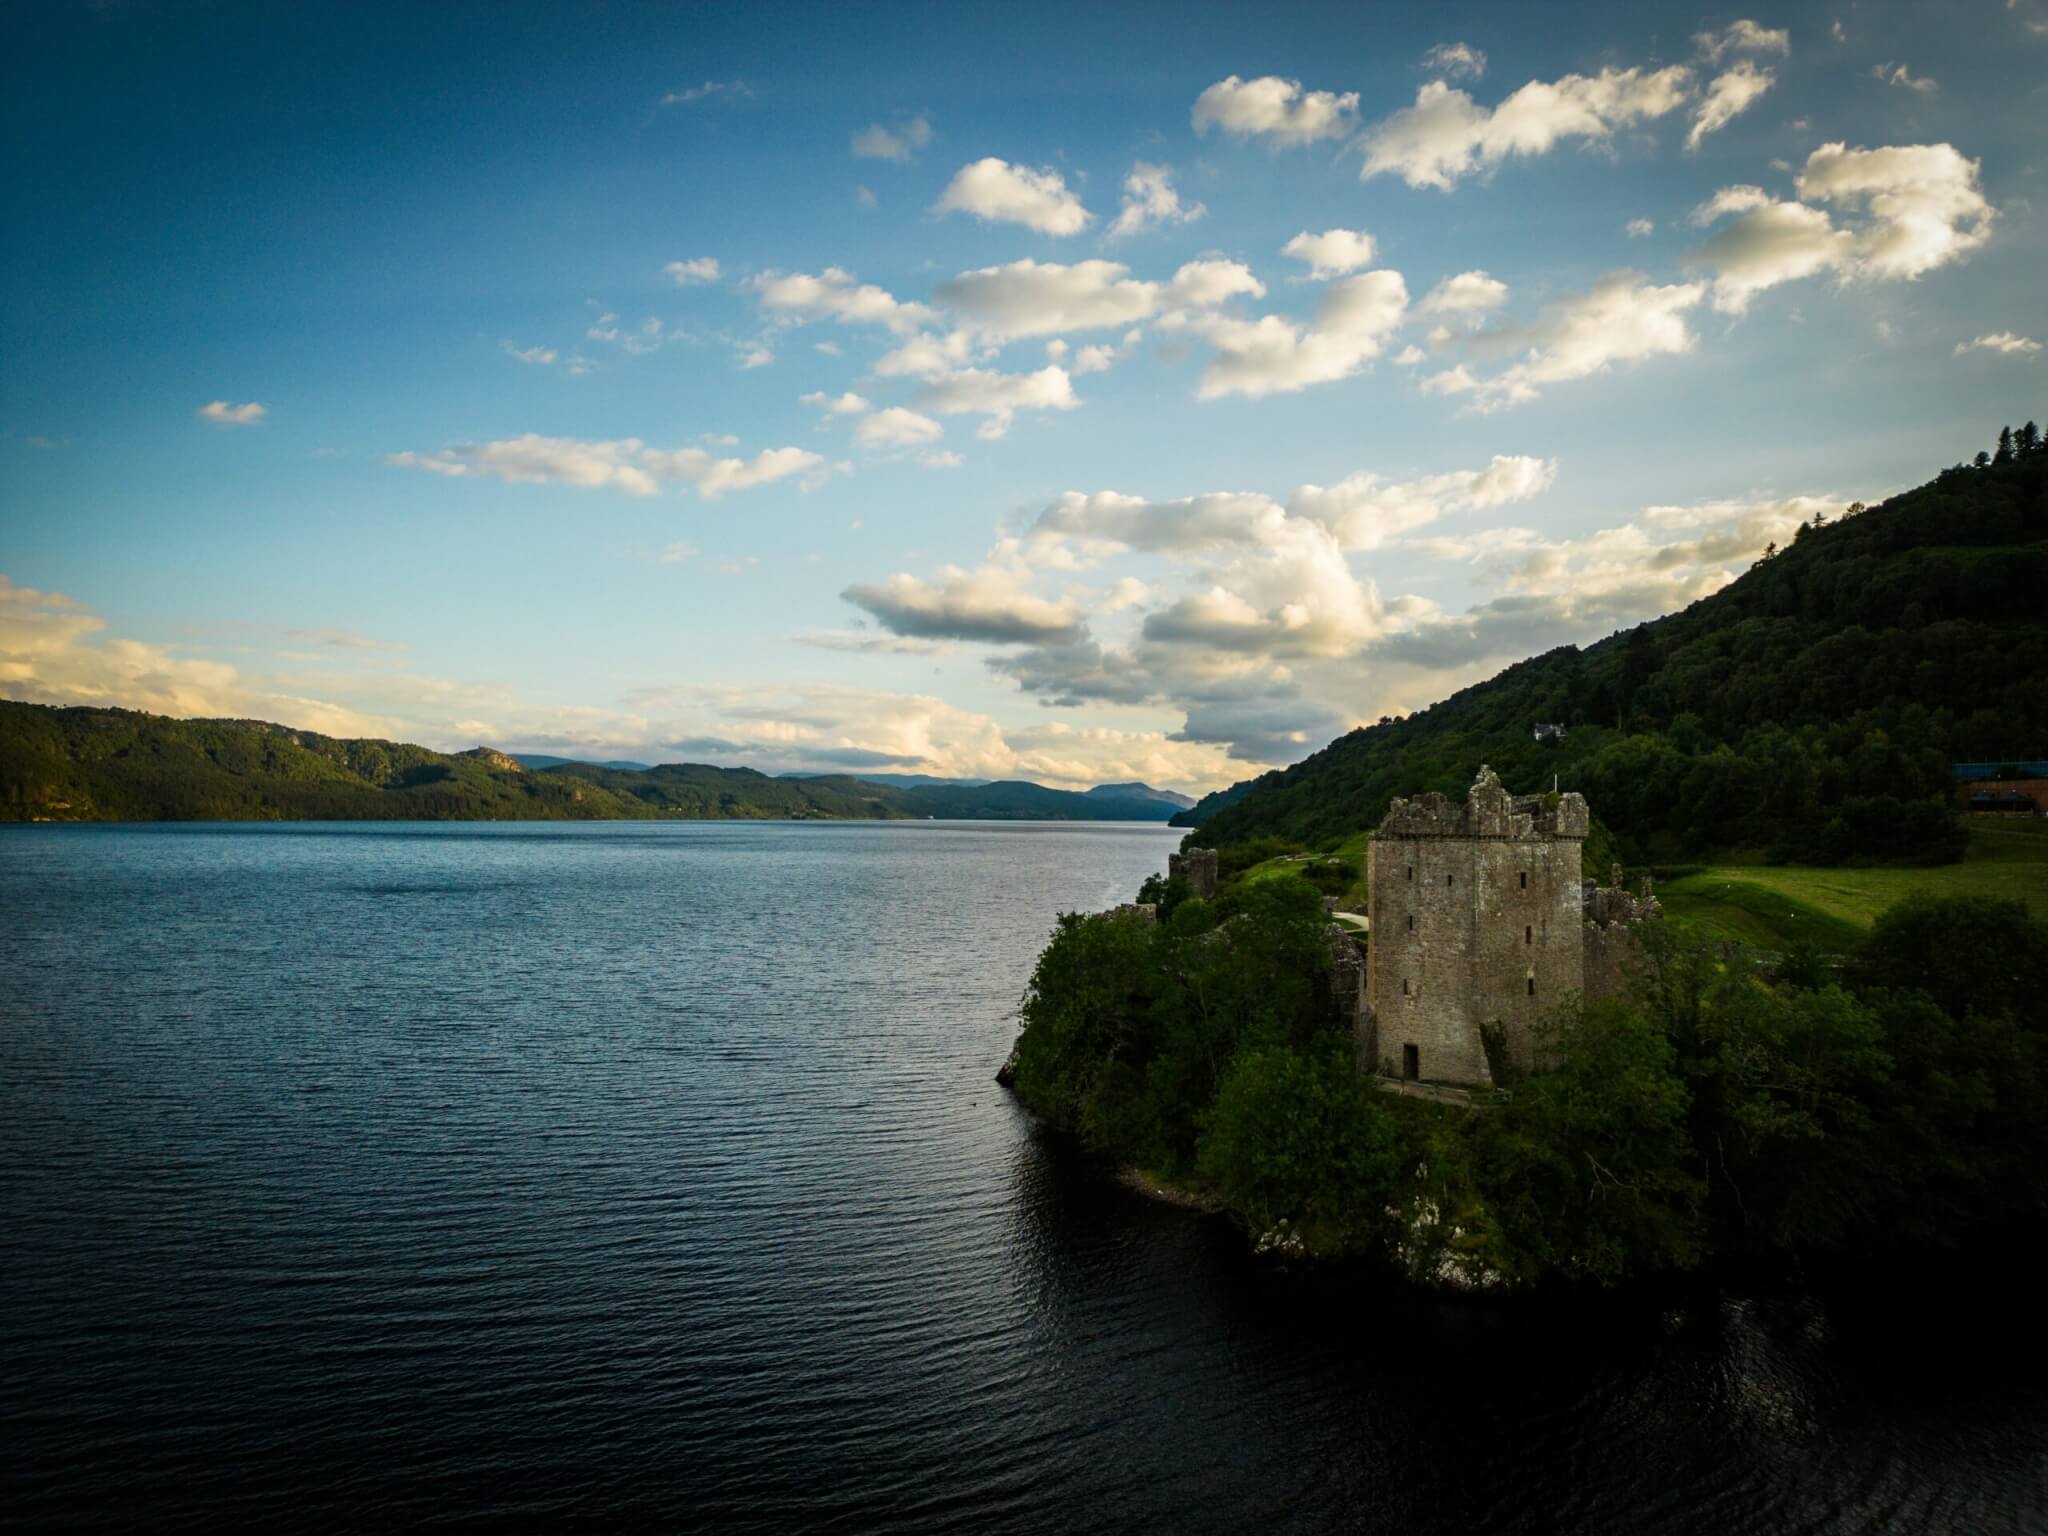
[513,753,654,772]
[1086,781,1196,810]
[0,704,1182,824]
[1177,441,2047,866]
[781,771,993,790]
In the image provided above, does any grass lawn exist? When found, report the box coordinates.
[1658,823,2048,950]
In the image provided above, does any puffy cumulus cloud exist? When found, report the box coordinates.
[937,259,1159,339]
[1418,269,1508,316]
[1387,493,1835,668]
[747,267,935,335]
[1177,270,1408,399]
[1690,194,1851,312]
[1627,217,1656,238]
[800,390,872,415]
[851,115,931,161]
[842,562,1086,644]
[934,257,1259,342]
[1164,259,1264,310]
[1362,66,1693,190]
[1687,61,1775,149]
[914,366,1078,439]
[502,342,558,365]
[1798,142,1992,279]
[664,256,720,283]
[934,158,1091,236]
[1191,74,1358,147]
[1421,273,1704,409]
[1689,142,1995,311]
[854,406,944,448]
[1282,228,1377,279]
[1421,41,1486,79]
[1020,452,1554,563]
[1108,162,1205,240]
[0,575,400,739]
[1955,332,2042,356]
[389,434,824,500]
[835,453,1568,766]
[873,328,982,379]
[198,400,267,425]
[1695,19,1791,61]
[1072,330,1142,375]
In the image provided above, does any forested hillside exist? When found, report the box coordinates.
[0,704,1179,823]
[1179,429,2048,865]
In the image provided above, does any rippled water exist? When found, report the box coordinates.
[3,821,2043,1532]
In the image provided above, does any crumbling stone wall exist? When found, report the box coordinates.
[1366,767,1590,1085]
[1169,846,1218,900]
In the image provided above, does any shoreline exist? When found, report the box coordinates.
[1117,1165,1227,1214]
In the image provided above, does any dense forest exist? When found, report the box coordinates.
[0,703,1183,824]
[1178,433,2048,866]
[1005,879,2048,1286]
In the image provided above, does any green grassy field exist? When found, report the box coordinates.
[1657,823,2048,950]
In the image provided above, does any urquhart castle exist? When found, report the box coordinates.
[1166,765,1660,1091]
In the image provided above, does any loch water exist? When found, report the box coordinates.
[3,820,2043,1533]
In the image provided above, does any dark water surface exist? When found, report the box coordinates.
[3,821,2043,1532]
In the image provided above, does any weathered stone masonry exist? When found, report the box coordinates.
[1362,766,1656,1087]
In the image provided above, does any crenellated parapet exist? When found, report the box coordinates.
[1377,765,1588,843]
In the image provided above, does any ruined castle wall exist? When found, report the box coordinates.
[1466,836,1585,1073]
[1367,835,1493,1086]
[1582,918,1647,1006]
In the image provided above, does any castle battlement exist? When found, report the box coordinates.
[1377,766,1590,843]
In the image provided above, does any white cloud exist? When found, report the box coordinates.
[937,259,1159,339]
[1690,142,1996,310]
[1426,273,1705,409]
[1108,162,1205,240]
[801,390,872,415]
[851,115,932,161]
[665,257,721,284]
[1955,332,2042,356]
[660,81,752,106]
[748,267,935,335]
[1166,259,1264,309]
[1696,19,1791,61]
[1421,42,1486,79]
[389,434,823,499]
[855,185,878,211]
[1393,344,1427,366]
[1072,331,1141,375]
[1690,195,1851,312]
[1687,61,1775,149]
[1178,270,1408,399]
[198,400,267,425]
[874,329,981,378]
[914,366,1078,438]
[855,407,945,448]
[737,347,774,370]
[932,257,1258,344]
[1361,66,1693,190]
[843,563,1085,643]
[1873,62,1937,93]
[1282,228,1377,278]
[503,342,558,366]
[1626,217,1656,238]
[934,158,1092,235]
[1191,74,1359,146]
[1418,269,1508,316]
[1798,142,1991,278]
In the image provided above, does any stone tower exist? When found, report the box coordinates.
[1168,846,1218,901]
[1365,766,1591,1086]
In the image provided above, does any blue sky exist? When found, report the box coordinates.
[3,0,2042,790]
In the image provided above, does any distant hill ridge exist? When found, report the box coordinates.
[1176,436,2047,867]
[0,706,1185,824]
